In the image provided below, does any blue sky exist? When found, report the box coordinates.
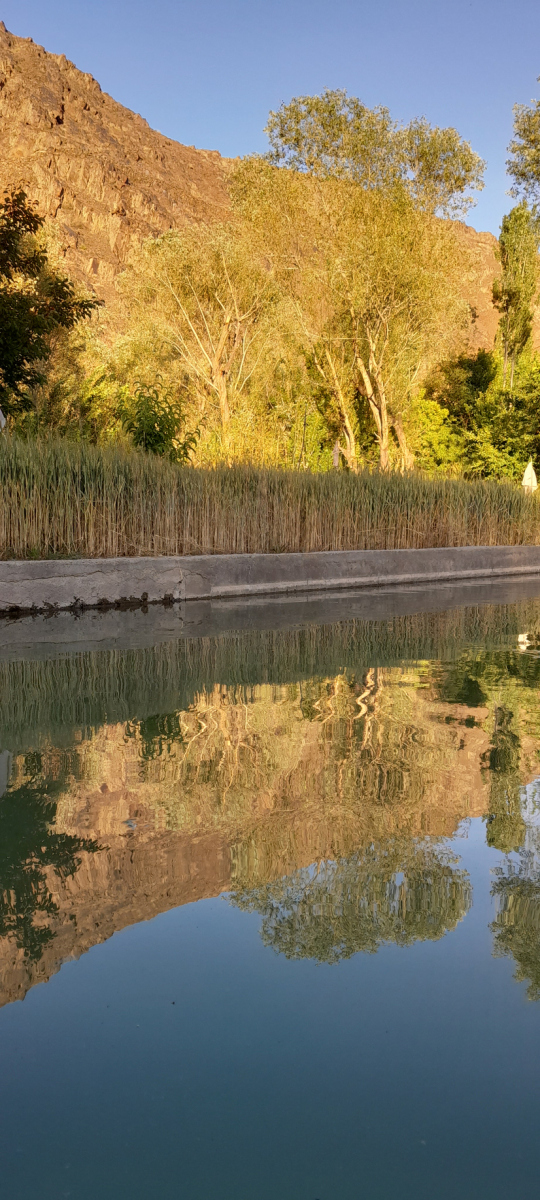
[4,0,540,234]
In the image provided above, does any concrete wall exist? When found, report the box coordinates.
[2,545,540,615]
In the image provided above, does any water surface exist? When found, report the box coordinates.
[2,590,540,1198]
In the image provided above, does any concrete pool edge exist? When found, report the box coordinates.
[2,544,540,619]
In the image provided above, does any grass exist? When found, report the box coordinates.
[1,436,540,560]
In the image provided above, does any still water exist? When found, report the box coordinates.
[2,587,540,1198]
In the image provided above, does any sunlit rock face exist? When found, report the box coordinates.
[0,23,534,348]
[0,23,229,305]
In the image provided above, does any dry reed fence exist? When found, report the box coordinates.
[1,437,540,559]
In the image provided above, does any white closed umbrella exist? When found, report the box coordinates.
[522,460,538,493]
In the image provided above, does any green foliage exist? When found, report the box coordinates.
[11,341,130,445]
[507,87,540,206]
[120,222,283,442]
[424,349,540,479]
[265,88,485,215]
[233,157,468,470]
[492,204,539,385]
[4,99,481,468]
[405,394,463,474]
[0,190,99,416]
[119,379,199,462]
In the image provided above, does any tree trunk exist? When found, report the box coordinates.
[390,415,414,471]
[341,410,358,471]
[357,355,390,471]
[378,403,390,471]
[211,312,233,431]
[214,369,230,428]
[324,349,358,470]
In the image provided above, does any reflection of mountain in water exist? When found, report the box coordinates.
[231,840,472,962]
[3,599,540,1005]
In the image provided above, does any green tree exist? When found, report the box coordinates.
[120,222,282,443]
[119,379,199,462]
[265,89,485,216]
[425,349,498,428]
[0,190,99,418]
[507,85,540,207]
[234,158,468,469]
[425,348,540,479]
[492,204,539,388]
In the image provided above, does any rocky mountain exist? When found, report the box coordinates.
[0,22,229,304]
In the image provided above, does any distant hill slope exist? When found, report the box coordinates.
[0,22,527,350]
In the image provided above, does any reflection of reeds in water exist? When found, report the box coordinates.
[2,598,540,751]
[2,438,540,559]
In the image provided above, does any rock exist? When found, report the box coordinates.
[0,24,229,305]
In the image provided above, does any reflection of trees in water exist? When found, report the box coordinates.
[118,664,482,841]
[231,839,472,963]
[126,643,540,849]
[6,635,540,975]
[483,707,525,853]
[491,823,540,1000]
[0,754,98,961]
[438,648,540,852]
[439,646,540,708]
